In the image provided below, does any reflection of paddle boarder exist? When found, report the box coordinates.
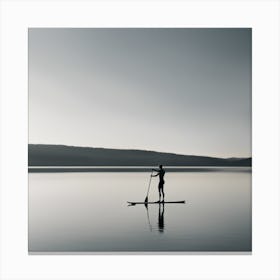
[158,203,165,233]
[144,203,165,233]
[152,165,165,202]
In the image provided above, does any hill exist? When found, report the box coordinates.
[28,144,252,167]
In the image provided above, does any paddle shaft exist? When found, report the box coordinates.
[145,171,153,201]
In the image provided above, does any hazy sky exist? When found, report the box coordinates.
[29,28,251,158]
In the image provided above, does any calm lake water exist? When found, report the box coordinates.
[28,167,251,253]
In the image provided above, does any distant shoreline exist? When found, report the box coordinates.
[28,166,252,173]
[28,144,252,167]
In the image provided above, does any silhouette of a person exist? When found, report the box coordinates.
[158,203,165,233]
[152,165,165,202]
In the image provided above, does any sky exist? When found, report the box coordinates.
[29,28,251,158]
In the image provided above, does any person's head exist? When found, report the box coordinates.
[159,165,163,169]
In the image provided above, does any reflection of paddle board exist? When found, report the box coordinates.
[127,200,185,205]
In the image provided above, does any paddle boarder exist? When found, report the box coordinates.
[152,165,165,202]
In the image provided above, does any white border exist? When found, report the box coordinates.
[1,0,279,279]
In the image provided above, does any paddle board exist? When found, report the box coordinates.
[127,200,185,205]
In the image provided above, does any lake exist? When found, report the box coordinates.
[28,167,251,253]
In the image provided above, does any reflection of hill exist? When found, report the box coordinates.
[28,144,252,166]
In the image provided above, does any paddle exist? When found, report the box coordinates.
[144,171,153,203]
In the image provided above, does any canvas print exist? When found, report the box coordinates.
[28,28,252,253]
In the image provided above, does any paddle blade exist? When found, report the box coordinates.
[144,196,148,203]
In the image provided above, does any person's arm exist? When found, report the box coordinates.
[151,172,159,177]
[151,168,159,177]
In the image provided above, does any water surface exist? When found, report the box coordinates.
[28,167,251,252]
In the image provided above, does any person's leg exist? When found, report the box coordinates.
[159,183,164,202]
[158,184,161,202]
[158,182,164,202]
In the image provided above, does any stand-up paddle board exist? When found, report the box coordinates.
[127,200,185,205]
